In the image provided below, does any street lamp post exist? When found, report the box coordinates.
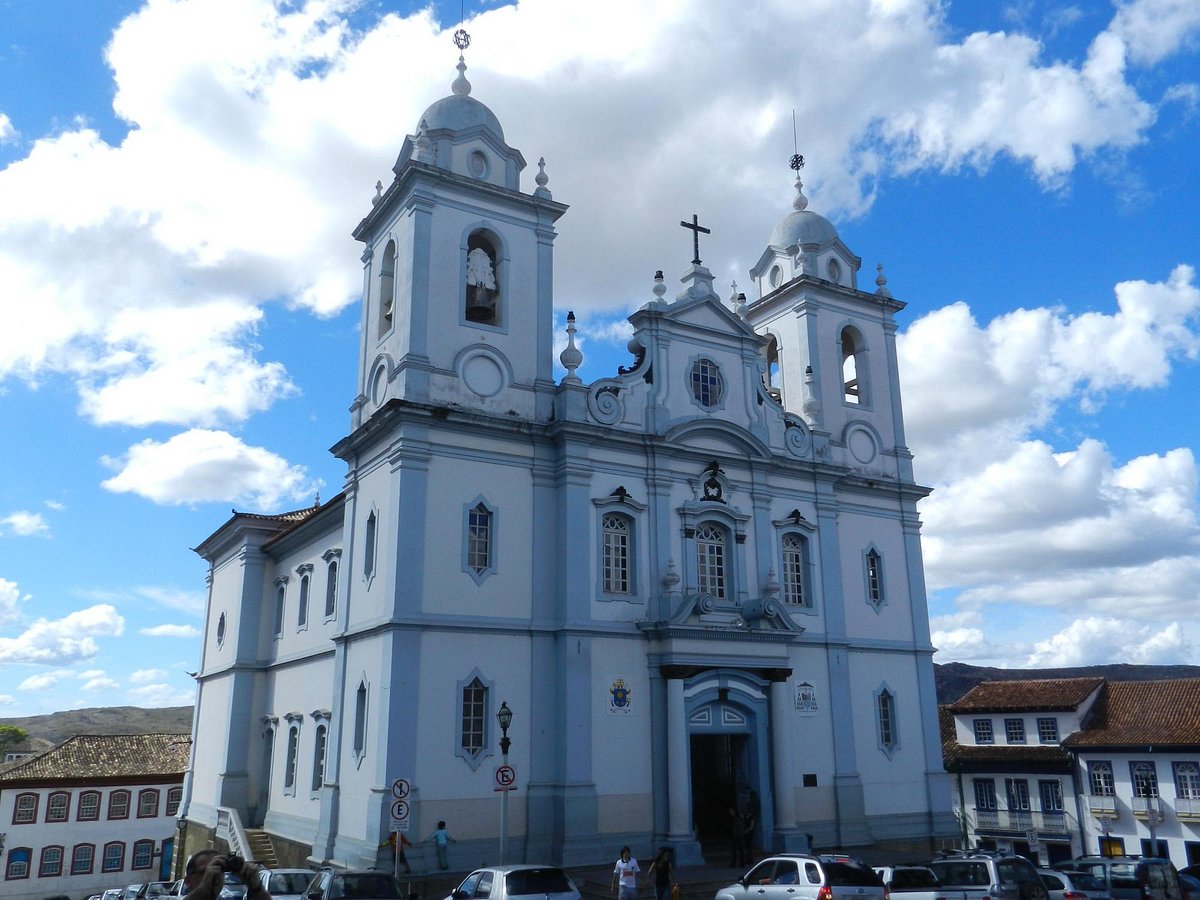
[497,701,513,865]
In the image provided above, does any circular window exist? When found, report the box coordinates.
[468,150,489,179]
[690,358,723,407]
[827,258,842,283]
[371,364,387,406]
[769,264,783,288]
[216,612,227,647]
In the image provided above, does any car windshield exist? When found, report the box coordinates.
[824,864,882,887]
[269,873,313,894]
[505,869,574,895]
[930,863,991,887]
[339,874,405,899]
[892,871,939,890]
[1068,873,1106,891]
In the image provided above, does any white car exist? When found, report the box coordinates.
[258,868,316,900]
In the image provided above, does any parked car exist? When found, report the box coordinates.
[1176,875,1200,900]
[1038,869,1110,900]
[103,890,125,900]
[144,882,176,899]
[304,868,406,900]
[875,865,965,900]
[717,853,886,900]
[928,851,1048,900]
[1058,857,1182,900]
[444,866,582,900]
[1181,869,1200,883]
[122,885,150,900]
[259,868,316,900]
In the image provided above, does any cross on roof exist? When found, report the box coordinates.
[680,214,711,266]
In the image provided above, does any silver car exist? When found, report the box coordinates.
[717,854,886,900]
[1038,869,1111,900]
[445,866,581,900]
[258,868,316,900]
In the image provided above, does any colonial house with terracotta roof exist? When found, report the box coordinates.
[942,678,1200,869]
[0,733,190,900]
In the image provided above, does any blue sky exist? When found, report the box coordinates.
[0,0,1198,716]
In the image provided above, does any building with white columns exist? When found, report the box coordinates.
[179,51,956,871]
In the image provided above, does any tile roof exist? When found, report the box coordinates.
[948,677,1104,713]
[0,733,190,783]
[1062,679,1200,748]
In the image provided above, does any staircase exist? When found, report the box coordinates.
[245,829,279,868]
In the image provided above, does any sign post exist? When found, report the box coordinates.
[390,778,411,882]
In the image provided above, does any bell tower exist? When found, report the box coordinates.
[743,165,913,482]
[349,49,568,430]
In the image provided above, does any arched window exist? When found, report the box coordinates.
[460,676,487,759]
[841,326,867,404]
[78,790,101,821]
[132,839,154,870]
[108,790,130,820]
[353,681,368,758]
[39,845,64,877]
[765,336,782,401]
[137,788,159,818]
[1132,761,1159,798]
[781,533,809,606]
[13,792,37,823]
[312,723,328,793]
[364,512,377,579]
[865,548,884,607]
[378,238,396,336]
[696,522,728,599]
[324,558,338,618]
[72,843,95,875]
[297,572,310,628]
[877,688,897,752]
[273,579,286,637]
[284,724,300,792]
[464,231,499,325]
[102,841,124,872]
[602,513,632,594]
[5,847,31,879]
[466,502,493,576]
[46,790,70,822]
[166,787,182,817]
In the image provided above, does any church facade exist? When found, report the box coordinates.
[179,54,956,870]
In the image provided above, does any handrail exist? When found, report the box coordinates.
[215,806,254,860]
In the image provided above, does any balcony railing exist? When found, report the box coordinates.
[1175,796,1200,819]
[1087,794,1118,815]
[970,808,1073,835]
[1131,795,1164,819]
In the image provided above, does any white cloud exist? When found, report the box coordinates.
[0,694,14,706]
[139,624,202,638]
[0,578,23,627]
[0,0,1189,433]
[0,113,14,145]
[130,668,167,683]
[19,671,68,691]
[82,676,120,692]
[44,499,65,511]
[127,682,197,707]
[136,586,206,616]
[1108,0,1200,66]
[1026,617,1192,667]
[1,511,50,537]
[76,669,106,680]
[100,428,320,507]
[0,604,124,664]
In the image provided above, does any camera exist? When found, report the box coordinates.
[217,853,245,875]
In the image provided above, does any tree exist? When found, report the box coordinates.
[0,724,29,755]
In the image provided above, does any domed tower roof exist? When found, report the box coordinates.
[391,53,525,191]
[766,177,839,250]
[416,55,505,141]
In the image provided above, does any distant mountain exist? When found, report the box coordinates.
[0,705,192,745]
[933,661,1200,704]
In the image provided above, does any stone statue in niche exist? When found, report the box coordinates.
[465,246,497,322]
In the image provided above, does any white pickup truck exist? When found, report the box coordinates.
[874,865,970,900]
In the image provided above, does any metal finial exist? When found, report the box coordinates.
[789,154,805,171]
[453,29,471,50]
